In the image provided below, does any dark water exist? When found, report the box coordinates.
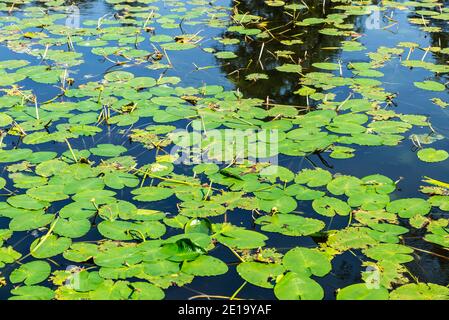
[0,0,448,299]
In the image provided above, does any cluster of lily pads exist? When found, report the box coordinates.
[0,0,448,300]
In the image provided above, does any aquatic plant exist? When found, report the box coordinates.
[0,0,448,300]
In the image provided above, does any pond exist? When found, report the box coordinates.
[0,0,448,300]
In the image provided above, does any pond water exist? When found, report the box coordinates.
[0,0,448,300]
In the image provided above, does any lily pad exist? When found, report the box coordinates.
[236,262,285,288]
[337,283,389,300]
[414,80,446,92]
[390,283,449,300]
[282,247,331,277]
[386,198,431,218]
[30,235,72,259]
[274,272,324,300]
[10,261,51,285]
[9,286,55,300]
[417,148,449,163]
[181,255,228,276]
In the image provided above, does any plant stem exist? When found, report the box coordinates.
[230,281,247,300]
[64,138,78,162]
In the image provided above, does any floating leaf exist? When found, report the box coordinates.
[256,214,325,236]
[295,168,332,187]
[276,64,302,73]
[30,235,72,259]
[312,196,351,217]
[390,283,449,300]
[337,283,389,300]
[27,185,69,202]
[274,272,324,300]
[215,224,267,249]
[90,144,127,157]
[130,282,165,300]
[181,255,228,276]
[386,198,431,218]
[414,80,446,92]
[417,148,449,163]
[282,247,331,277]
[9,286,55,300]
[236,262,285,288]
[10,261,51,286]
[129,186,174,203]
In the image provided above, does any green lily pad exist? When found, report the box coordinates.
[7,194,49,210]
[214,224,267,249]
[90,144,127,157]
[282,247,331,277]
[417,148,449,163]
[327,175,365,196]
[236,262,285,288]
[312,196,351,217]
[386,198,431,218]
[390,283,449,300]
[89,280,133,300]
[94,246,143,268]
[72,190,116,204]
[276,64,302,73]
[27,185,69,202]
[414,80,446,91]
[215,51,237,59]
[131,187,174,202]
[337,283,389,300]
[9,286,55,300]
[181,255,228,276]
[274,272,324,300]
[0,149,33,163]
[295,168,332,187]
[10,261,51,285]
[63,243,99,263]
[313,62,340,70]
[98,220,166,241]
[9,211,54,232]
[347,192,390,210]
[30,235,72,259]
[53,218,91,238]
[363,244,414,264]
[130,282,165,300]
[0,113,13,126]
[255,214,325,236]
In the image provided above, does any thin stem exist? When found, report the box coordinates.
[230,281,247,300]
[64,138,78,163]
[225,245,245,263]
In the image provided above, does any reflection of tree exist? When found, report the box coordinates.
[426,1,449,74]
[218,0,360,105]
